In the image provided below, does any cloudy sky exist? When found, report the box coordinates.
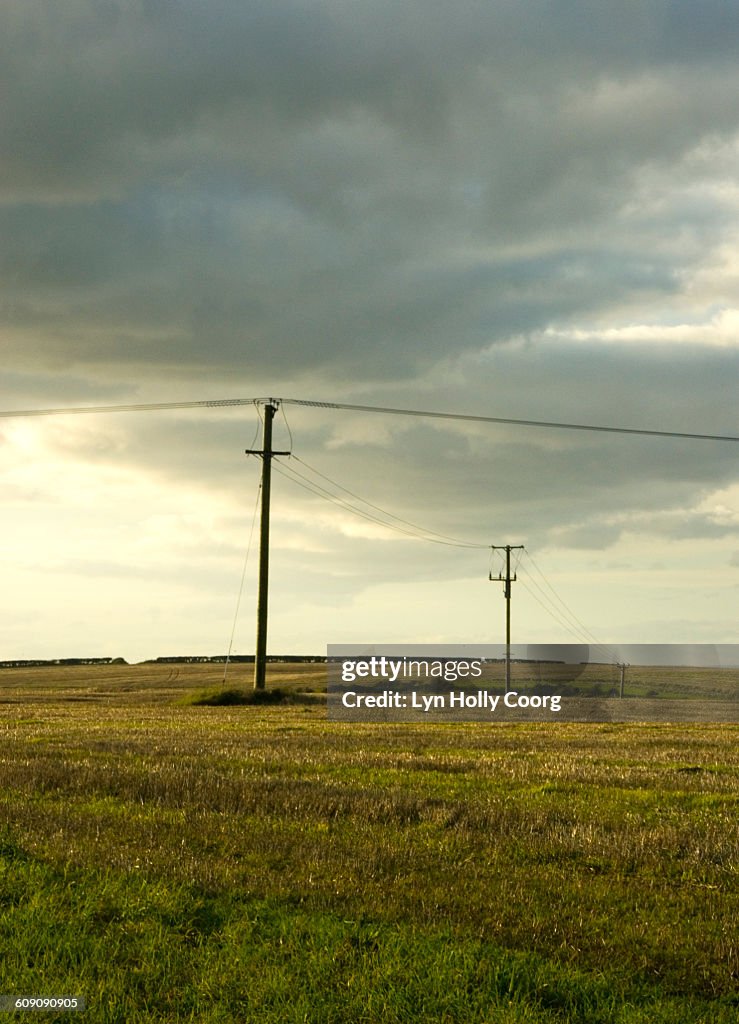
[1,0,738,663]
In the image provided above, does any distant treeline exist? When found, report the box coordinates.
[0,655,326,668]
[147,657,580,665]
[0,657,129,668]
[1,655,590,669]
[147,655,327,664]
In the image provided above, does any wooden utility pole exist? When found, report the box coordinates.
[246,401,290,690]
[490,544,524,693]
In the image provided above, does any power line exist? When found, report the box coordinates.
[273,458,488,549]
[273,461,417,538]
[1,387,627,667]
[522,549,611,648]
[291,455,489,548]
[222,478,262,687]
[0,398,260,418]
[517,550,619,662]
[517,577,615,660]
[3,393,728,658]
[281,398,739,443]
[275,459,612,659]
[276,455,616,660]
[274,458,616,662]
[0,394,736,442]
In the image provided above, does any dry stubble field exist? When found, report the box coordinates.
[0,662,737,1023]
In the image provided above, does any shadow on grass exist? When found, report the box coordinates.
[180,687,289,707]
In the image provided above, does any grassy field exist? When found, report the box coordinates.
[0,663,737,1022]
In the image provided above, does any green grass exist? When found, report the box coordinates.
[2,850,733,1024]
[0,664,737,1022]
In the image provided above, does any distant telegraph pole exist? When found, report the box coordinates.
[489,544,524,693]
[619,662,628,698]
[246,401,290,690]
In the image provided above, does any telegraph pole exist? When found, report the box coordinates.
[246,401,290,690]
[490,544,524,693]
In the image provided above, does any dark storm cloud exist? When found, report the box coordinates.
[1,0,738,569]
[3,0,739,382]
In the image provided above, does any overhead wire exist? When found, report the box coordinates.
[246,404,263,452]
[272,461,440,543]
[518,549,619,662]
[488,545,601,649]
[517,576,614,659]
[0,394,736,442]
[0,398,258,418]
[222,477,262,686]
[280,404,294,452]
[4,392,729,652]
[291,454,489,548]
[518,571,609,656]
[516,577,597,647]
[272,457,488,548]
[522,548,613,649]
[281,397,739,443]
[279,455,617,655]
